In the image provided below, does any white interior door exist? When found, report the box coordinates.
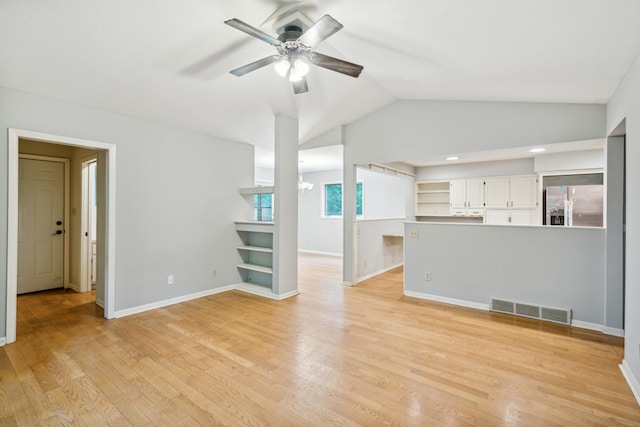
[18,158,65,294]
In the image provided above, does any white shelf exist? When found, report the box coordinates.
[237,245,273,253]
[416,181,451,217]
[237,263,273,274]
[417,190,450,194]
[239,186,274,195]
[235,221,274,233]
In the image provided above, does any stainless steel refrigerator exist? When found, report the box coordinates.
[545,185,603,227]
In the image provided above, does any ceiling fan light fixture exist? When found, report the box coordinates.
[274,59,291,77]
[288,58,309,82]
[293,58,309,76]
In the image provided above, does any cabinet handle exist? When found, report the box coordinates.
[511,201,513,207]
[506,201,509,207]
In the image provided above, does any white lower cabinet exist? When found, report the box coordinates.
[485,209,536,225]
[510,210,536,225]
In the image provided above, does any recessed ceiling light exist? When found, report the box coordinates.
[529,148,546,153]
[446,156,459,161]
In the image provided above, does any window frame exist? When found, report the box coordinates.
[321,181,364,218]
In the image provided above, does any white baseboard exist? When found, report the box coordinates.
[404,290,490,311]
[298,249,342,257]
[0,337,6,347]
[114,285,235,318]
[356,263,403,284]
[571,321,625,337]
[342,281,355,287]
[234,282,300,300]
[67,282,80,293]
[95,298,105,309]
[603,326,625,337]
[405,290,622,337]
[620,360,640,406]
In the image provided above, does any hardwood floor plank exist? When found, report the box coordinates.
[1,254,639,426]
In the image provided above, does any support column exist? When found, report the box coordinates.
[272,114,299,298]
[342,162,357,286]
[605,136,625,333]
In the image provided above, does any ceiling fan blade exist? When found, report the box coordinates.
[298,15,343,48]
[224,19,282,46]
[310,52,363,78]
[230,55,282,76]
[292,77,309,94]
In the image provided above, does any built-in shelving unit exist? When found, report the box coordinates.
[235,221,274,292]
[416,181,451,216]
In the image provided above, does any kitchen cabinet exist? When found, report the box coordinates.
[485,209,536,225]
[450,179,485,216]
[485,175,537,209]
[484,175,538,225]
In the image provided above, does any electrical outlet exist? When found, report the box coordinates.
[168,275,174,285]
[409,229,419,238]
[425,272,431,281]
[212,268,217,276]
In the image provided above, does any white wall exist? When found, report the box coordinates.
[404,223,608,327]
[534,149,604,172]
[298,168,411,255]
[356,220,404,281]
[357,168,407,219]
[298,169,343,255]
[0,87,253,335]
[255,167,274,184]
[607,52,640,396]
[417,158,534,181]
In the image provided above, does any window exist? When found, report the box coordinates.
[254,193,273,221]
[323,182,363,217]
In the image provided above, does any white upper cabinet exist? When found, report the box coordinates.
[509,176,537,209]
[450,179,485,216]
[484,177,510,208]
[449,180,467,209]
[485,175,537,209]
[466,179,485,209]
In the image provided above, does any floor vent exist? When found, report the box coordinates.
[491,298,571,325]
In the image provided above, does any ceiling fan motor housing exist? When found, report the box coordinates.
[278,25,303,42]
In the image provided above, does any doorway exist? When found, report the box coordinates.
[6,128,117,344]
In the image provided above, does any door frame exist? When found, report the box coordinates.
[80,156,98,293]
[18,154,71,291]
[7,128,117,344]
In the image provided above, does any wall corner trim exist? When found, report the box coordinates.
[0,337,6,347]
[620,360,640,406]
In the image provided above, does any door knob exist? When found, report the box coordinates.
[52,230,63,235]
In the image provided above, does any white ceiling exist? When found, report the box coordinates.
[2,0,640,159]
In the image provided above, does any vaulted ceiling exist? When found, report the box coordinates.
[2,0,640,151]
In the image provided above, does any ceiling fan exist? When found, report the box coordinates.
[224,14,363,94]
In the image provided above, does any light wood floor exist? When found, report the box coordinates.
[2,253,639,426]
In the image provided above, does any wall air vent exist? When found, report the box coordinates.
[491,299,515,314]
[491,298,571,325]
